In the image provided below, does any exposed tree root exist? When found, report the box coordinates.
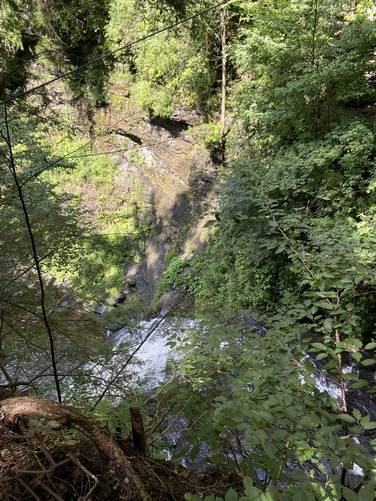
[0,396,152,501]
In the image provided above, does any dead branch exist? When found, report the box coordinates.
[131,407,147,457]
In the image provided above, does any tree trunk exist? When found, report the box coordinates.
[0,396,152,501]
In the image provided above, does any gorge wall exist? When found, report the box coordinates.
[94,90,218,302]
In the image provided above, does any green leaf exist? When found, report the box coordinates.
[225,488,239,501]
[243,478,254,491]
[338,414,356,423]
[260,491,275,501]
[311,342,327,351]
[361,415,370,425]
[364,342,376,350]
[362,421,376,430]
[346,339,363,349]
[352,409,362,421]
[316,352,327,361]
[243,477,261,498]
[342,487,358,501]
[361,359,376,366]
[351,379,368,389]
[323,318,333,331]
[264,442,277,458]
[352,352,362,362]
[343,372,359,381]
[358,481,376,501]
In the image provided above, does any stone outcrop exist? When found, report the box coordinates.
[95,93,218,301]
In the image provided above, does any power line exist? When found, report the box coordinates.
[0,97,72,129]
[0,115,128,208]
[70,147,143,159]
[19,114,128,187]
[18,110,189,187]
[1,48,58,88]
[0,1,222,209]
[70,138,188,184]
[2,0,231,106]
[1,0,232,188]
[69,138,173,159]
[0,116,181,208]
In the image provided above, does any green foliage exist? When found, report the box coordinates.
[92,398,132,434]
[37,0,112,103]
[0,0,35,92]
[106,0,212,117]
[188,122,222,151]
[44,136,151,303]
[165,316,376,496]
[1,0,113,101]
[100,293,146,329]
[2,1,376,498]
[180,231,280,311]
[0,107,110,393]
[0,111,81,279]
[157,2,376,497]
[232,0,376,145]
[184,120,376,322]
[157,252,188,296]
[0,2,23,55]
[186,477,376,500]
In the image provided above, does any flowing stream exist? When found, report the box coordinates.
[113,316,201,386]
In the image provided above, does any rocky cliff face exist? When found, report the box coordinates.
[94,91,218,301]
[30,68,218,303]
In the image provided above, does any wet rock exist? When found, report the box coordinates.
[95,304,108,316]
[347,389,376,428]
[345,464,365,490]
[226,313,267,336]
[158,290,186,314]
